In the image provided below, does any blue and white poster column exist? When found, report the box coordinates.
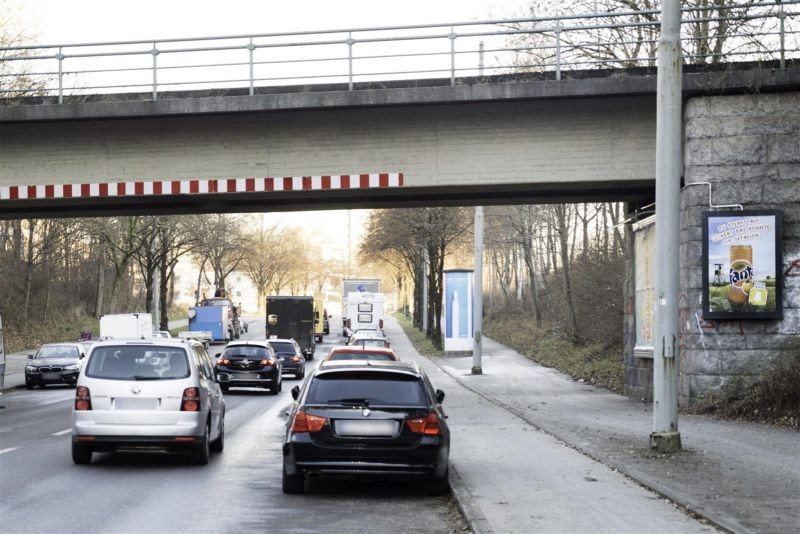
[444,270,474,352]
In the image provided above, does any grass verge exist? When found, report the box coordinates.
[393,313,446,358]
[4,315,99,354]
[483,313,624,394]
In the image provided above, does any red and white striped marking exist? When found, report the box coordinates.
[0,173,403,201]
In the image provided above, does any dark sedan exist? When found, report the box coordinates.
[282,360,449,495]
[25,343,87,388]
[267,338,306,379]
[215,341,282,394]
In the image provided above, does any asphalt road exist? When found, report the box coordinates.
[0,320,464,534]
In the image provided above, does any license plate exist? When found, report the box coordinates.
[41,372,61,380]
[114,398,159,410]
[233,373,259,379]
[335,419,398,437]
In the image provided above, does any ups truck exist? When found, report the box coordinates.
[265,296,315,359]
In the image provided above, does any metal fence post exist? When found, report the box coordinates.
[57,47,64,104]
[347,32,354,90]
[778,0,786,69]
[478,40,485,76]
[555,21,562,80]
[449,27,456,85]
[151,42,159,101]
[248,38,255,96]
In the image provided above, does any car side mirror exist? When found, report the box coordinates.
[27,354,34,359]
[291,386,300,401]
[436,389,445,404]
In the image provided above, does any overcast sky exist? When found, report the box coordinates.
[20,0,532,45]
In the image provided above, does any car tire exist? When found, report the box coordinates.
[282,466,304,494]
[192,423,211,465]
[428,468,450,496]
[210,417,224,453]
[72,443,92,465]
[296,367,305,380]
[25,382,33,390]
[268,383,279,395]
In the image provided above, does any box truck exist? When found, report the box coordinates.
[266,296,315,359]
[343,291,385,338]
[99,313,154,339]
[341,278,381,336]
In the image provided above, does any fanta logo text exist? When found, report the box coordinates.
[729,264,754,285]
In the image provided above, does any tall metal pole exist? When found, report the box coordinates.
[651,0,682,453]
[472,206,484,374]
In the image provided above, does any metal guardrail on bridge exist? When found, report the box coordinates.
[0,0,798,103]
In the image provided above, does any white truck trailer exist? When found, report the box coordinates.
[99,313,154,340]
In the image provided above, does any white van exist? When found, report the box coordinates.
[99,313,154,340]
[344,292,385,338]
[71,339,225,465]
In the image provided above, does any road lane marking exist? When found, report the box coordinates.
[0,447,19,455]
[52,429,72,436]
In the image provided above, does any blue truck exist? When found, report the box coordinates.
[188,304,231,343]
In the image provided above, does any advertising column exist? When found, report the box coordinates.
[444,270,474,352]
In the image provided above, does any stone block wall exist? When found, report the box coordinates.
[680,91,800,405]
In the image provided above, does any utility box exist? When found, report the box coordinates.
[99,313,154,340]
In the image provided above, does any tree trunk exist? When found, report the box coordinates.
[555,205,580,341]
[95,244,106,319]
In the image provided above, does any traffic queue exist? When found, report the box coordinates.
[17,289,450,496]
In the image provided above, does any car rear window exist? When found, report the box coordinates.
[328,351,394,361]
[36,346,80,359]
[222,346,269,359]
[306,372,427,407]
[86,346,190,380]
[269,342,295,353]
[348,339,389,348]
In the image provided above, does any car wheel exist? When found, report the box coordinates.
[210,417,224,453]
[268,383,279,395]
[428,468,450,496]
[296,367,305,380]
[72,443,92,465]
[192,423,211,465]
[282,466,305,494]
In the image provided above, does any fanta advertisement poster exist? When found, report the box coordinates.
[705,212,780,316]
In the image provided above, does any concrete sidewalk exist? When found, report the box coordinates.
[385,316,799,534]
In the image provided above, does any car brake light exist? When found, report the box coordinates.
[181,387,200,412]
[260,358,276,366]
[291,410,327,433]
[406,412,440,435]
[75,386,92,410]
[217,358,230,365]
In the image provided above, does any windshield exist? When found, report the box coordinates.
[306,373,427,407]
[85,346,190,380]
[348,339,388,348]
[269,342,295,354]
[36,346,80,359]
[222,346,269,359]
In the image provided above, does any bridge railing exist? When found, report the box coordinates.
[0,0,797,103]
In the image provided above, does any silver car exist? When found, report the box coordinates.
[71,339,225,465]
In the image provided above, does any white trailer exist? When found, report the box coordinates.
[344,292,385,338]
[99,313,154,340]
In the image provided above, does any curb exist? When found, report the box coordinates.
[448,462,494,534]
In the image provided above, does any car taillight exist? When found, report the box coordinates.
[406,412,440,435]
[181,387,200,412]
[291,356,301,362]
[260,358,276,366]
[291,410,327,433]
[75,386,92,410]
[217,358,230,366]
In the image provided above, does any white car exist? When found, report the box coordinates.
[71,339,225,465]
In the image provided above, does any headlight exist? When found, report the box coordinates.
[25,365,37,372]
[64,364,80,371]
